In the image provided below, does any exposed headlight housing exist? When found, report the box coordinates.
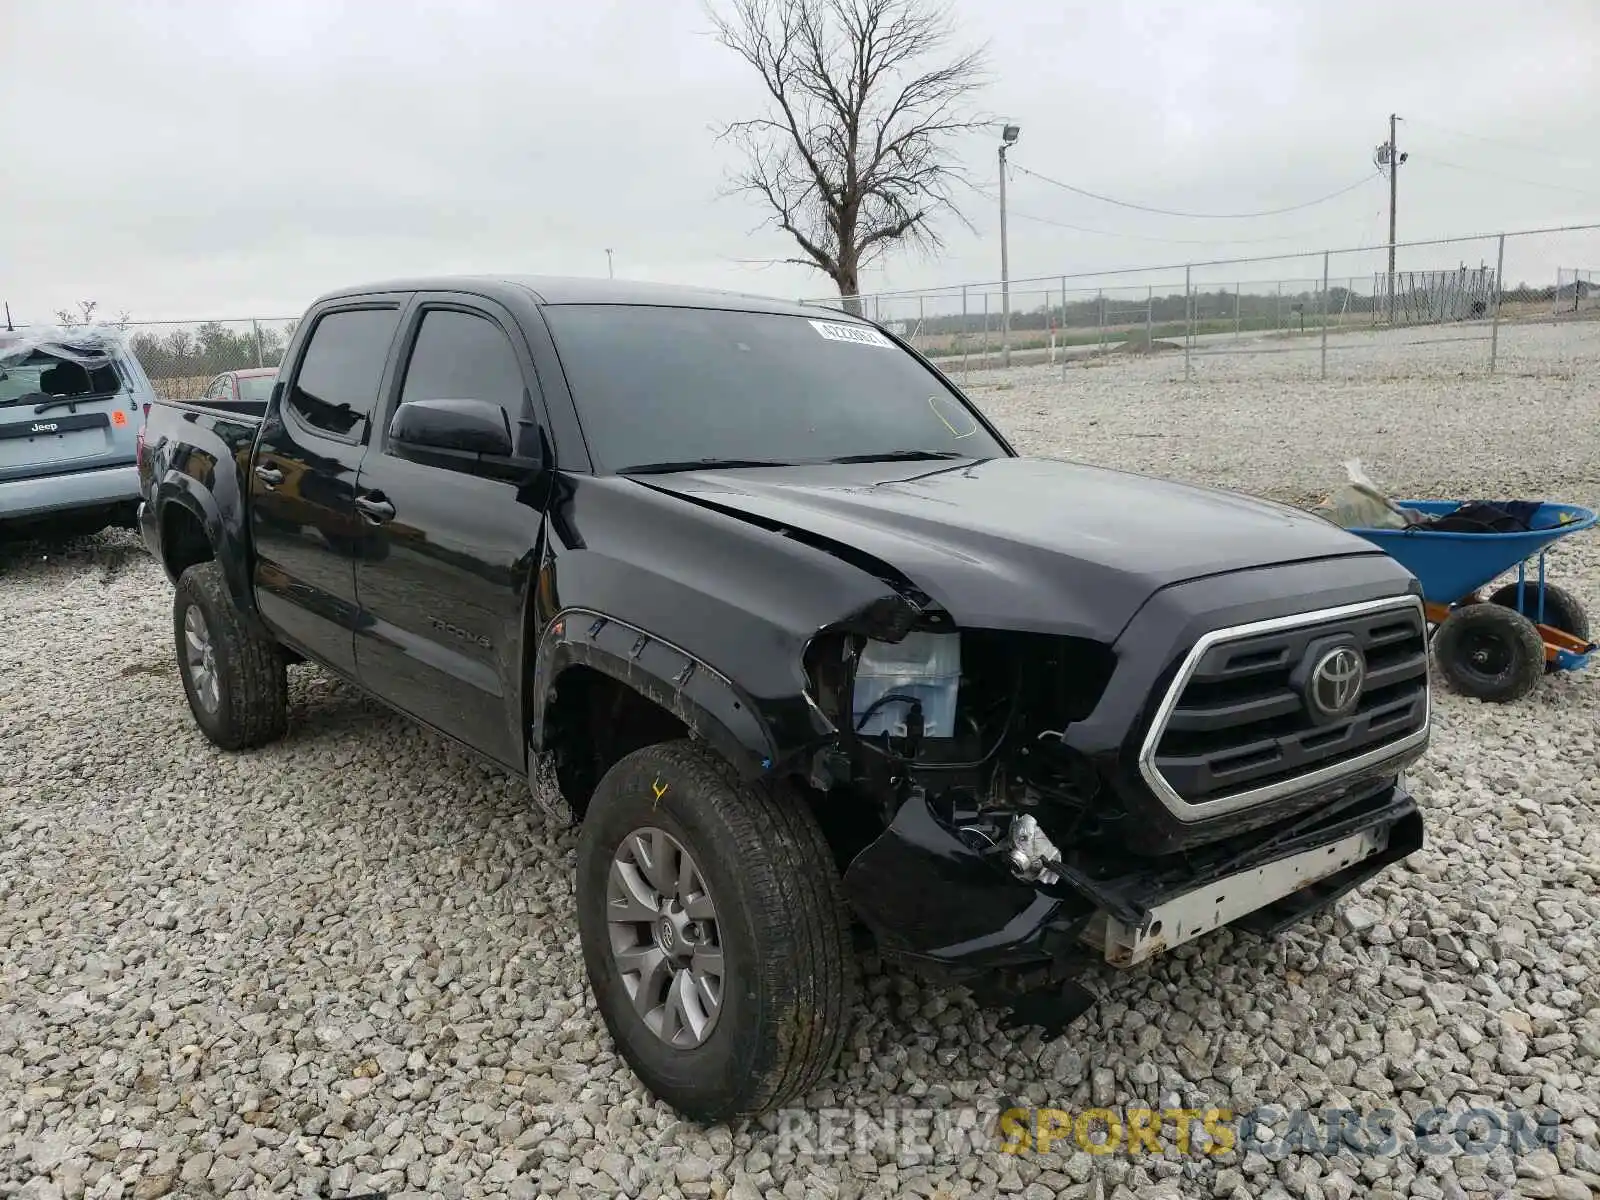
[851,631,961,739]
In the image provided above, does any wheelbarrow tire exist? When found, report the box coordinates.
[1487,583,1589,675]
[1433,604,1545,702]
[1484,588,1587,681]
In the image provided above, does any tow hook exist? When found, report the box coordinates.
[1006,814,1063,886]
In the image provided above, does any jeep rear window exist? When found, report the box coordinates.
[542,305,1007,473]
[0,352,120,406]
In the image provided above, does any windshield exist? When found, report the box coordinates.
[542,305,1007,473]
[238,374,276,403]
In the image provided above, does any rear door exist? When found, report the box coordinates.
[0,349,141,485]
[249,302,405,675]
[352,297,548,765]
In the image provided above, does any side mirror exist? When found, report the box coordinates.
[388,397,546,481]
[390,397,513,456]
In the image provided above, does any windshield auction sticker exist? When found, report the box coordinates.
[809,320,893,348]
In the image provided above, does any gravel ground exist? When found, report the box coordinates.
[3,322,1599,1200]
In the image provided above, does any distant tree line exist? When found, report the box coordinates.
[45,300,300,384]
[909,279,1563,335]
[126,320,299,382]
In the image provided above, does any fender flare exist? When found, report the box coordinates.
[153,473,259,624]
[528,608,780,780]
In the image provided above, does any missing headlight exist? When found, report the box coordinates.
[851,631,961,739]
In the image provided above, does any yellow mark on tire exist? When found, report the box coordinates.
[651,777,669,806]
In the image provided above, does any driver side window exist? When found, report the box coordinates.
[396,309,525,415]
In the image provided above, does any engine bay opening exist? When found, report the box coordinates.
[806,624,1122,885]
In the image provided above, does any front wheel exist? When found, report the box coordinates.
[1433,603,1545,702]
[173,562,288,749]
[576,740,854,1122]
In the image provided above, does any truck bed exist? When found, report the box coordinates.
[139,396,266,530]
[157,397,269,421]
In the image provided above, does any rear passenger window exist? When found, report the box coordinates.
[289,308,401,438]
[398,310,525,414]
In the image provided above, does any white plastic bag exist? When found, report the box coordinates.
[1310,460,1420,530]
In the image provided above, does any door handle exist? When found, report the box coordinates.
[253,464,283,487]
[355,494,396,524]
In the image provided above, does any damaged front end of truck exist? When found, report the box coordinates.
[792,564,1431,1035]
[612,458,1434,1035]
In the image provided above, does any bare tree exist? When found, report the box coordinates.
[55,300,98,328]
[711,0,987,310]
[52,300,131,330]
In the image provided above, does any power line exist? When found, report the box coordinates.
[1404,115,1597,171]
[1007,162,1381,219]
[1420,156,1600,201]
[1002,202,1382,248]
[966,176,1379,248]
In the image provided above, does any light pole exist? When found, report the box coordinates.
[605,248,615,279]
[998,124,1020,368]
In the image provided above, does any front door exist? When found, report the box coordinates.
[250,304,404,675]
[352,300,547,766]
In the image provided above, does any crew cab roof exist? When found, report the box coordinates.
[308,275,865,321]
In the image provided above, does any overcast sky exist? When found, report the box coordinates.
[4,0,1599,323]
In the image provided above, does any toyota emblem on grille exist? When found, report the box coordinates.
[1307,646,1365,719]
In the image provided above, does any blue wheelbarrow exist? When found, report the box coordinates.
[1349,501,1597,702]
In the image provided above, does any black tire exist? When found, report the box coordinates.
[1489,580,1588,634]
[173,561,288,749]
[1433,603,1546,702]
[576,740,854,1122]
[1488,582,1588,676]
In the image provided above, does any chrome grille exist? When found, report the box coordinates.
[1139,596,1430,821]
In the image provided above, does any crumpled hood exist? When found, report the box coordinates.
[635,456,1391,640]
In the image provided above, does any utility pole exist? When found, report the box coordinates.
[1377,115,1407,323]
[1387,114,1398,323]
[605,249,615,279]
[998,124,1020,368]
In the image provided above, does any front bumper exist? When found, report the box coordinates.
[0,463,140,522]
[842,779,1423,982]
[1087,821,1391,967]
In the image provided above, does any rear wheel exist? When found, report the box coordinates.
[173,562,288,749]
[576,740,854,1122]
[1433,603,1545,702]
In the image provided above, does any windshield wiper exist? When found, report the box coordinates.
[619,457,792,475]
[34,396,98,416]
[825,449,970,464]
[0,392,48,410]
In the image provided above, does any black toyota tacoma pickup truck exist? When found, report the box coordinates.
[138,277,1431,1121]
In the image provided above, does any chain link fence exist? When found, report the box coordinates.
[1554,268,1600,316]
[27,223,1597,396]
[804,223,1600,381]
[118,317,299,400]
